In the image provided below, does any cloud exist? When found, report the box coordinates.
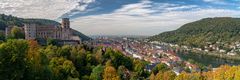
[203,0,225,3]
[70,1,240,36]
[0,0,95,19]
[1,0,240,36]
[202,0,236,5]
[203,0,223,2]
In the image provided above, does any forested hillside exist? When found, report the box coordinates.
[149,17,240,48]
[0,14,91,41]
[0,14,59,30]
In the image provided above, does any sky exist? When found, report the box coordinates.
[1,0,240,36]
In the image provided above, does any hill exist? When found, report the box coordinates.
[0,14,91,41]
[72,29,92,41]
[149,17,240,48]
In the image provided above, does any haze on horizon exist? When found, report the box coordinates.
[0,0,240,36]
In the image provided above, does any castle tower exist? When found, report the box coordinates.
[61,18,71,40]
[62,18,70,28]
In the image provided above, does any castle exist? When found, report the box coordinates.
[5,18,81,45]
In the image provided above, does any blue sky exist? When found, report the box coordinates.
[1,0,240,36]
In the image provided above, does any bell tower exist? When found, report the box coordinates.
[62,18,70,28]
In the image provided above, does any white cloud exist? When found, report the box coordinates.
[0,0,95,19]
[203,0,235,5]
[1,0,240,36]
[203,0,222,2]
[71,1,240,36]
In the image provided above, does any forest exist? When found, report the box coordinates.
[149,17,240,48]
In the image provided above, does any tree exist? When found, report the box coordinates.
[155,71,164,80]
[8,26,25,39]
[58,45,71,58]
[149,73,155,80]
[24,40,53,80]
[162,71,176,80]
[0,33,5,41]
[90,65,104,80]
[130,72,139,80]
[234,67,240,80]
[47,38,58,46]
[133,59,145,77]
[0,40,28,80]
[49,57,79,80]
[117,66,130,80]
[152,63,169,75]
[175,72,190,80]
[103,66,120,80]
[95,49,103,64]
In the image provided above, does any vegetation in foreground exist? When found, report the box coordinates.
[0,39,240,80]
[0,39,152,80]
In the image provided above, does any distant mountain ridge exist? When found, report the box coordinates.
[149,17,240,48]
[0,14,91,41]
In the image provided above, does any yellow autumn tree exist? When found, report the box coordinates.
[149,73,155,80]
[212,65,230,80]
[163,71,176,80]
[175,72,190,80]
[225,66,237,80]
[155,71,164,80]
[234,66,240,80]
[103,65,120,80]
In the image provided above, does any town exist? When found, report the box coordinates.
[91,36,201,75]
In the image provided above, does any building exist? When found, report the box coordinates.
[24,18,76,40]
[61,18,71,40]
[24,24,61,40]
[5,18,82,45]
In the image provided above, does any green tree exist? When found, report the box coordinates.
[118,66,130,80]
[24,40,53,80]
[0,40,28,80]
[8,26,25,39]
[47,38,58,45]
[152,63,169,74]
[0,33,5,41]
[49,57,79,80]
[90,65,104,80]
[133,59,146,78]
